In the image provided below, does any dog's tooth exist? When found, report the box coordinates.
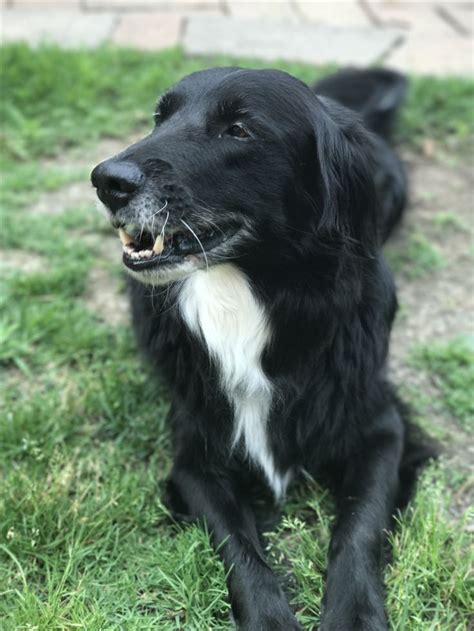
[153,234,165,254]
[141,250,154,258]
[118,227,134,246]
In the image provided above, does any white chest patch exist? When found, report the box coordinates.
[179,263,289,498]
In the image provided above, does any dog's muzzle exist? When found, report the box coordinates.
[91,157,242,279]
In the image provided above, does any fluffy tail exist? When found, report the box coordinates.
[314,68,408,241]
[313,68,407,143]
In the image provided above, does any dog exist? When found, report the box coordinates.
[91,67,429,630]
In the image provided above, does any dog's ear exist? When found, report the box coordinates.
[309,96,379,249]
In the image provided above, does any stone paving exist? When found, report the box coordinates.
[1,1,473,75]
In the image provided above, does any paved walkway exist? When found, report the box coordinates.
[2,1,473,75]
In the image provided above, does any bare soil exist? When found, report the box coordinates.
[389,150,474,361]
[388,149,474,517]
[29,180,96,216]
[83,266,130,328]
[1,249,47,273]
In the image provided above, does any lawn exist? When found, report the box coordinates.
[1,44,473,630]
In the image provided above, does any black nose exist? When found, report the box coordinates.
[91,160,144,213]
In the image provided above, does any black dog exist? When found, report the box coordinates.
[91,67,428,630]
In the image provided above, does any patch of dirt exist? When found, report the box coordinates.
[389,152,474,363]
[28,134,152,326]
[70,231,124,268]
[30,131,149,217]
[389,151,473,379]
[29,180,96,216]
[83,267,130,328]
[88,132,149,165]
[1,249,47,273]
[41,131,148,172]
[387,150,474,514]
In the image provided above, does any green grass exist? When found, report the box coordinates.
[265,468,473,631]
[1,44,473,162]
[1,162,90,212]
[413,337,474,431]
[399,75,474,147]
[385,233,445,279]
[0,44,330,161]
[432,211,469,233]
[1,43,473,629]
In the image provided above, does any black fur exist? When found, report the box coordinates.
[91,67,431,630]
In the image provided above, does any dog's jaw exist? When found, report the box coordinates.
[126,257,202,286]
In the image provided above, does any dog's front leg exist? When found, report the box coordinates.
[166,452,301,631]
[320,406,404,631]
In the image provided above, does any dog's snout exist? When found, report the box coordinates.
[91,160,144,213]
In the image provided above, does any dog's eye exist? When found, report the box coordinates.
[226,123,250,139]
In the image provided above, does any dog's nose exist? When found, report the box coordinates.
[91,160,144,213]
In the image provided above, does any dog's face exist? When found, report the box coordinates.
[91,67,376,285]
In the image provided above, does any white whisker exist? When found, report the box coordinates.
[159,211,170,263]
[151,202,168,239]
[152,200,168,218]
[180,218,209,272]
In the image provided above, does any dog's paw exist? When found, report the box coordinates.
[231,586,301,631]
[320,608,388,631]
[237,611,301,631]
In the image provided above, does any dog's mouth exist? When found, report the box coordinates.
[117,223,233,271]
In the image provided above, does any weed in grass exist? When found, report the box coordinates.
[432,211,469,232]
[413,336,474,430]
[385,233,445,279]
[398,75,474,148]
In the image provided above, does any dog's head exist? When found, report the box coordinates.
[91,67,378,285]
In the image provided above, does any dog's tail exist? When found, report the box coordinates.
[314,68,408,241]
[313,68,407,143]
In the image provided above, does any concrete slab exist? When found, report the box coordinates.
[112,12,182,49]
[84,0,220,10]
[226,1,297,21]
[385,35,474,76]
[366,1,461,35]
[12,0,80,7]
[2,9,116,46]
[183,15,402,66]
[296,0,371,28]
[436,2,473,36]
